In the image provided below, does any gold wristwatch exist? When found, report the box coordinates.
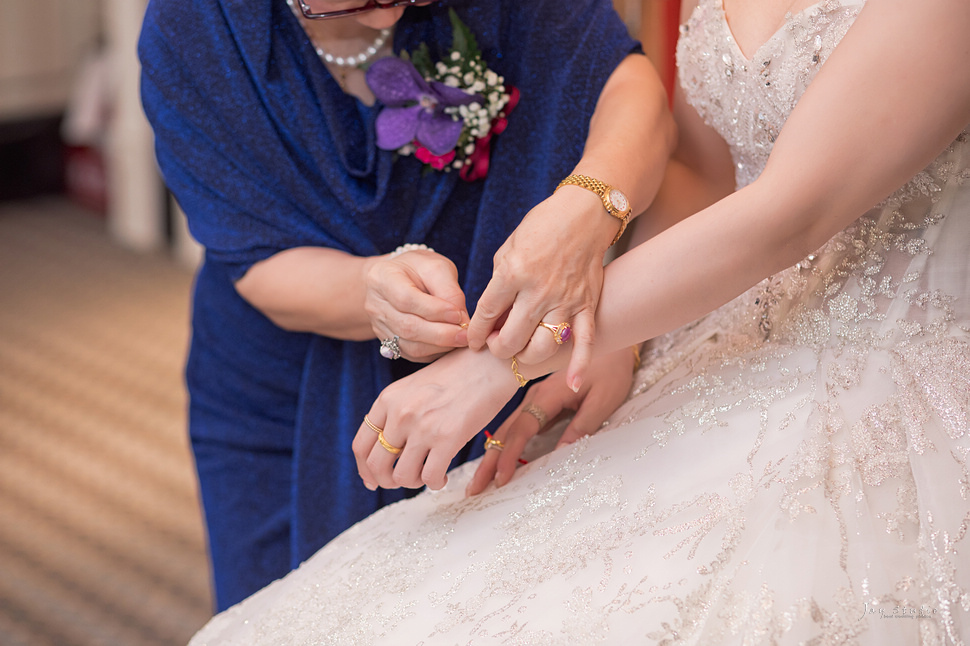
[555,174,632,246]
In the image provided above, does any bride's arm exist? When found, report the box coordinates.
[582,0,970,359]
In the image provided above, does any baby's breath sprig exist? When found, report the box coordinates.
[367,9,518,180]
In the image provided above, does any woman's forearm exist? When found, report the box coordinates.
[235,246,378,340]
[568,53,677,239]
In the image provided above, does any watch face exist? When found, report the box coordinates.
[608,188,629,213]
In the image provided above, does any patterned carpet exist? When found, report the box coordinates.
[0,198,213,645]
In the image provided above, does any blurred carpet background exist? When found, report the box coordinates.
[0,198,212,645]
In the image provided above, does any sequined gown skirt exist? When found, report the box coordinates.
[189,140,970,643]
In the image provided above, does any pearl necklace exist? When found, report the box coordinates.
[285,0,391,68]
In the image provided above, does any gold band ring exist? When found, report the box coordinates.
[522,403,548,428]
[363,415,383,434]
[537,321,572,345]
[377,430,402,455]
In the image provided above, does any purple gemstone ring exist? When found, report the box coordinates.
[537,321,572,345]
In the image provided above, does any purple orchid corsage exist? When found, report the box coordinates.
[366,9,518,181]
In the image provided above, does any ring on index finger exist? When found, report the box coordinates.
[536,321,572,345]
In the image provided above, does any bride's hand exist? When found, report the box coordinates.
[353,347,522,491]
[466,347,637,496]
[364,247,469,363]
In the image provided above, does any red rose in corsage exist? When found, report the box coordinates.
[366,9,517,181]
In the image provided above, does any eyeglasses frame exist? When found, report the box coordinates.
[296,0,431,20]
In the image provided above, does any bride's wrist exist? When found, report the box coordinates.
[506,348,569,388]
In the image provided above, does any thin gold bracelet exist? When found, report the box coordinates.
[631,344,642,373]
[510,356,529,388]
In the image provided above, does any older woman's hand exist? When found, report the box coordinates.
[465,346,637,496]
[364,247,470,362]
[466,187,618,390]
[353,347,522,491]
[466,54,675,392]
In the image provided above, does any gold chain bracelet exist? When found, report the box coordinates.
[510,356,529,388]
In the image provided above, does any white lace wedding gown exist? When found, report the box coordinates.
[190,1,970,643]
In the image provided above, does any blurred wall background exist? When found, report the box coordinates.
[0,1,101,202]
[0,0,198,265]
[0,2,101,121]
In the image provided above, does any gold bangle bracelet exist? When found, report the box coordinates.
[510,356,529,388]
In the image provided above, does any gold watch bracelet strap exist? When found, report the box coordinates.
[554,174,629,246]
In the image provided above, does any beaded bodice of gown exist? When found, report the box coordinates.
[668,0,970,350]
[679,0,864,189]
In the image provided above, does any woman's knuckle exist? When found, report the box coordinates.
[573,328,595,347]
[489,255,517,282]
[396,317,419,340]
[518,345,551,366]
[488,336,512,357]
[363,299,382,322]
[397,405,424,429]
[476,298,503,321]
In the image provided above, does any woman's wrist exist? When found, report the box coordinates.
[545,186,618,252]
[554,174,633,248]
